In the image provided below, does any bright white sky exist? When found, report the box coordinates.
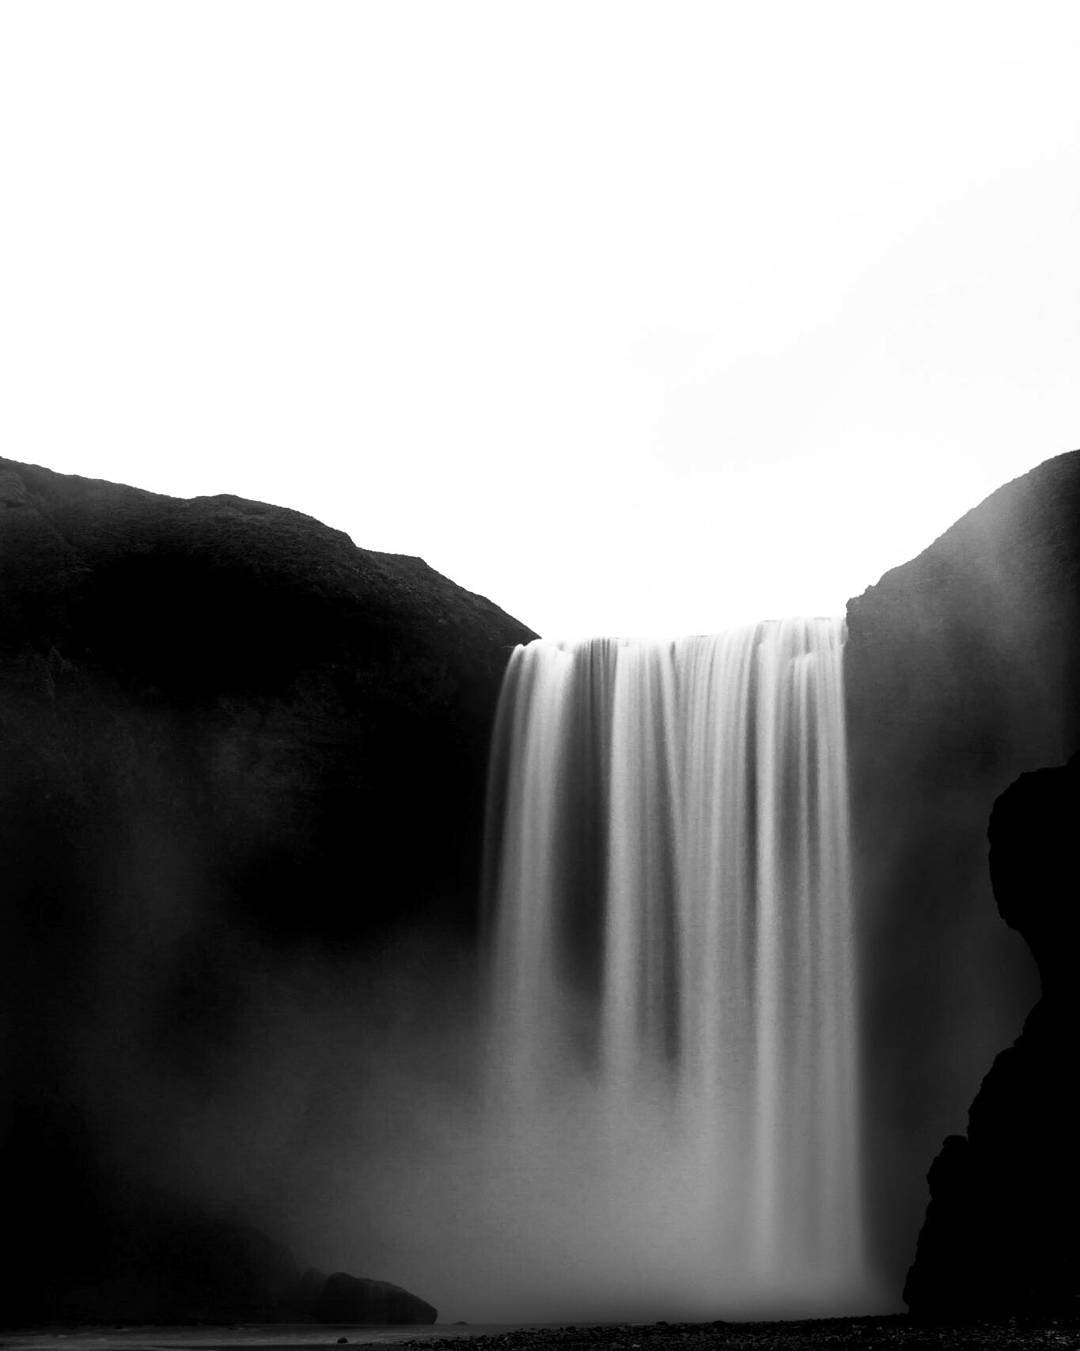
[1,3,1078,637]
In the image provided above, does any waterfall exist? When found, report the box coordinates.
[482,618,870,1317]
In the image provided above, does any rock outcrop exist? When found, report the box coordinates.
[0,456,534,1325]
[904,756,1080,1315]
[844,449,1080,1290]
[24,1206,440,1326]
[314,1271,438,1324]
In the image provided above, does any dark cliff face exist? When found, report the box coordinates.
[844,449,1080,1296]
[903,757,1080,1315]
[0,457,535,1323]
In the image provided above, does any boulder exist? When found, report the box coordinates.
[314,1271,438,1324]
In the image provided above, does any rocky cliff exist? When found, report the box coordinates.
[903,756,1080,1315]
[0,456,534,1324]
[845,449,1080,1294]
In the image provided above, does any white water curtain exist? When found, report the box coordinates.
[483,620,868,1313]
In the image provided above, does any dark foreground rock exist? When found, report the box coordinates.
[845,448,1080,1287]
[904,755,1080,1316]
[315,1272,438,1324]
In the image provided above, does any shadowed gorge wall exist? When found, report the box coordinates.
[0,457,535,1323]
[845,449,1080,1294]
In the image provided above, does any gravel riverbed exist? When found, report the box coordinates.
[399,1318,1080,1351]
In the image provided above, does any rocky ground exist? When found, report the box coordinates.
[6,1320,1080,1351]
[399,1319,1080,1350]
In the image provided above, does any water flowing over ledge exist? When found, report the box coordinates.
[482,619,873,1317]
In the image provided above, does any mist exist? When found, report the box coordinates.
[81,931,883,1326]
[70,914,826,1324]
[56,755,880,1325]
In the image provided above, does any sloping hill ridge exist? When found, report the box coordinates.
[0,456,537,939]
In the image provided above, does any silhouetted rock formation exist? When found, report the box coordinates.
[0,456,534,1326]
[314,1271,438,1324]
[904,756,1080,1316]
[845,449,1080,1291]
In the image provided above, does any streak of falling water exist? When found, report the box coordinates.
[482,619,870,1315]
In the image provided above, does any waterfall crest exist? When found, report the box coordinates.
[483,619,870,1316]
